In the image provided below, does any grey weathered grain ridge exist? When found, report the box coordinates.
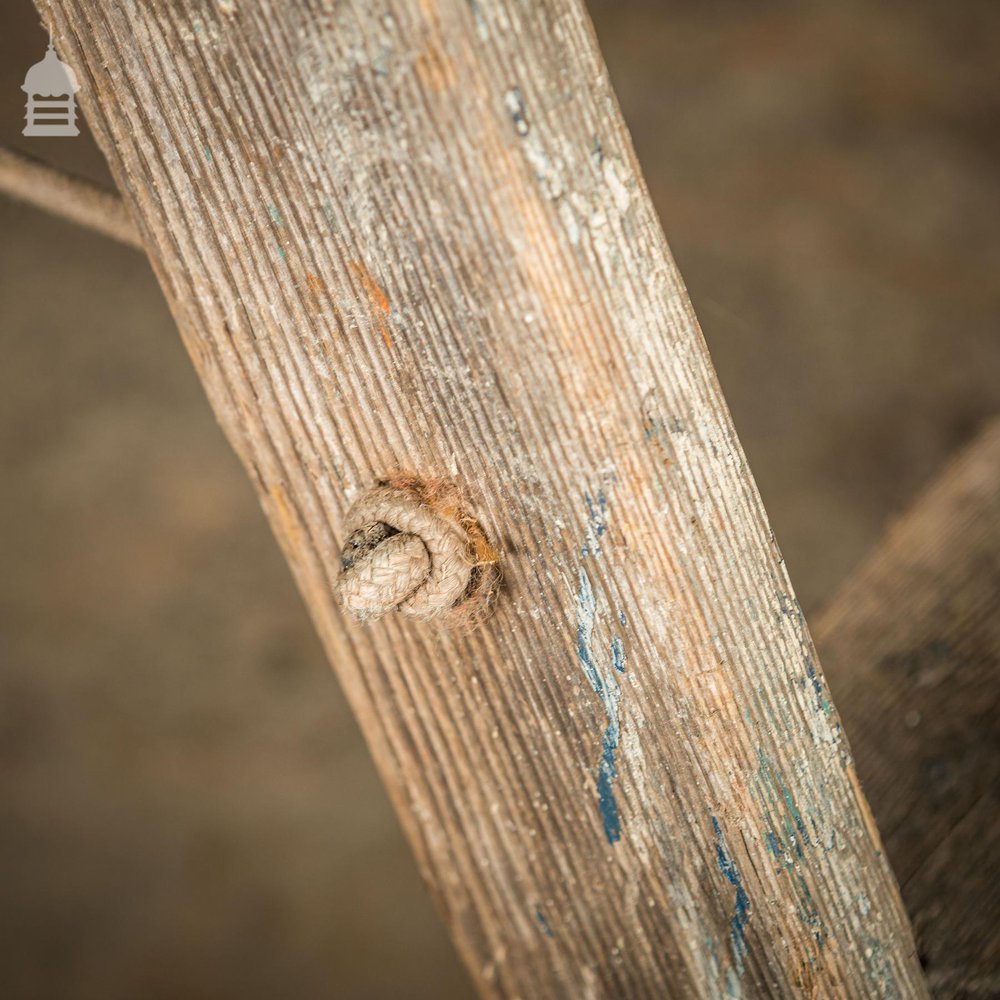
[817,418,1000,998]
[39,0,926,995]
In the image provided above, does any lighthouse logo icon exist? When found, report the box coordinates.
[22,38,80,137]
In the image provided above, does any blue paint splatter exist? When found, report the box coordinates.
[535,907,554,938]
[764,830,781,858]
[582,489,608,557]
[712,817,750,978]
[203,145,213,163]
[618,610,627,627]
[803,651,831,714]
[758,750,811,856]
[268,203,284,227]
[506,86,530,136]
[776,591,832,717]
[755,752,827,948]
[597,722,621,843]
[611,636,626,673]
[576,568,626,844]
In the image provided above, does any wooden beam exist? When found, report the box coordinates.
[816,418,1000,998]
[41,1,925,995]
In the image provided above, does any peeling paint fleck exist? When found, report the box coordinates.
[862,934,900,999]
[535,907,554,938]
[776,590,833,718]
[468,0,490,42]
[348,261,395,351]
[711,817,749,979]
[582,489,608,558]
[504,87,529,136]
[758,750,810,856]
[611,635,625,673]
[755,751,827,948]
[576,568,626,845]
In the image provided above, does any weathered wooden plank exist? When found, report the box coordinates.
[40,1,925,995]
[816,418,1000,998]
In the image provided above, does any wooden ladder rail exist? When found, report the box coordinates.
[39,1,926,996]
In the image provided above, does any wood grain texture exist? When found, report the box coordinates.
[816,419,1000,998]
[40,1,925,996]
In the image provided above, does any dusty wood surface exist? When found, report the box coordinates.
[816,418,1000,998]
[41,1,925,996]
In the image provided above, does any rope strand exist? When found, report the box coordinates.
[0,146,139,248]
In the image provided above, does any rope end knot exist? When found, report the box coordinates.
[335,476,499,626]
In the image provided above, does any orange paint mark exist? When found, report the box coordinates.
[376,321,394,352]
[349,261,395,351]
[351,262,390,316]
[415,43,456,93]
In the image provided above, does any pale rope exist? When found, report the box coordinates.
[0,146,140,248]
[338,530,430,618]
[335,486,474,622]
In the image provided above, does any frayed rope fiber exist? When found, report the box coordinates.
[335,477,500,624]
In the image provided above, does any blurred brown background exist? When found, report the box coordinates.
[1,1,997,997]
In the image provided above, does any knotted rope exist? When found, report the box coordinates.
[335,479,499,624]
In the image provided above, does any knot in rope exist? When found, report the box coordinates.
[335,480,499,624]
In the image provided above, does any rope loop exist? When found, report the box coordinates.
[335,477,499,624]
